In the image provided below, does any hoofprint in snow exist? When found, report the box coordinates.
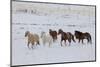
[12,13,95,65]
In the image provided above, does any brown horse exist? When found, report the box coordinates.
[74,30,92,44]
[67,32,76,43]
[49,29,57,42]
[58,29,75,46]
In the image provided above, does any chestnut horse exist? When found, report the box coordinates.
[74,30,92,44]
[49,29,57,42]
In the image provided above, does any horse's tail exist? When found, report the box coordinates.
[89,34,92,44]
[37,41,40,45]
[87,33,92,44]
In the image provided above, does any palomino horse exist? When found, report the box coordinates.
[25,31,40,49]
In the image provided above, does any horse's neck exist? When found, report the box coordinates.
[42,34,46,38]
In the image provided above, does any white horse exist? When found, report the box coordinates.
[41,32,53,47]
[25,31,40,49]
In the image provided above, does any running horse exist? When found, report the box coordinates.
[58,29,75,46]
[74,30,92,44]
[49,29,58,42]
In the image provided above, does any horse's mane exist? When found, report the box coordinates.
[75,30,82,34]
[49,29,57,32]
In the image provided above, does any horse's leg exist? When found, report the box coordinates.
[49,42,51,47]
[37,41,40,45]
[89,36,92,44]
[53,39,54,42]
[27,41,30,49]
[55,36,57,40]
[49,39,53,47]
[82,39,84,44]
[64,40,67,46]
[43,41,46,46]
[53,37,56,42]
[78,39,80,43]
[31,42,34,49]
[61,39,63,47]
[87,38,90,43]
[68,39,71,46]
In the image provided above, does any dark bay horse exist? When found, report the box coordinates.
[58,29,75,46]
[74,30,92,44]
[49,29,57,42]
[67,32,76,42]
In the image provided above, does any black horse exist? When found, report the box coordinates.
[74,30,92,44]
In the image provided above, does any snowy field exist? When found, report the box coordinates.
[12,13,95,66]
[12,1,96,66]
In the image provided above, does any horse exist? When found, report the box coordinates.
[58,29,74,46]
[41,32,53,47]
[25,31,40,49]
[49,29,58,42]
[74,30,92,44]
[67,32,76,42]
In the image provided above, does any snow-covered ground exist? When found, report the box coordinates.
[12,12,95,66]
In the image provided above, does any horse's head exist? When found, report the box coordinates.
[49,29,52,34]
[74,30,81,38]
[49,29,52,32]
[58,29,63,35]
[25,31,30,37]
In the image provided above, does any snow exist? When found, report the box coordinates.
[12,12,95,66]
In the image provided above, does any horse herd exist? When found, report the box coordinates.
[25,29,92,49]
